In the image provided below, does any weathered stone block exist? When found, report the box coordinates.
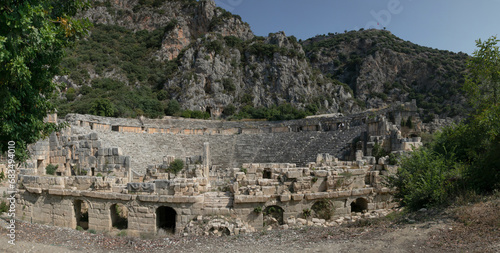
[112,148,122,156]
[291,194,304,201]
[261,186,275,195]
[287,170,302,179]
[313,170,328,177]
[280,194,291,202]
[89,132,98,140]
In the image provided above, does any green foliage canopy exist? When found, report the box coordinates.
[90,99,115,117]
[464,36,500,111]
[168,159,184,174]
[0,0,90,161]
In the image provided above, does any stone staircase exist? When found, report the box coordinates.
[79,122,366,173]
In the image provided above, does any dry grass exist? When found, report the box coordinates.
[429,194,500,252]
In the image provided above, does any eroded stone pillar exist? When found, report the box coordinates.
[203,142,210,178]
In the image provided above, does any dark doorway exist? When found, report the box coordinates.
[156,206,176,234]
[110,203,128,230]
[91,168,95,176]
[74,199,89,230]
[263,169,272,179]
[350,198,368,213]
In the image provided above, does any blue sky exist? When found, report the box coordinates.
[213,0,500,55]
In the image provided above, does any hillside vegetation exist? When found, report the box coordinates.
[54,0,470,122]
[303,29,470,121]
[388,37,500,210]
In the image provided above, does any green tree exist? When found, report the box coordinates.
[90,99,115,117]
[166,99,181,116]
[464,36,500,111]
[223,104,236,117]
[168,159,184,174]
[0,0,90,161]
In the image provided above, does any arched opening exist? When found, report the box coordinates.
[350,198,369,213]
[263,205,284,226]
[110,203,128,230]
[312,199,334,220]
[156,206,176,234]
[74,199,89,230]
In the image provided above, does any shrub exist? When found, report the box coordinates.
[302,208,312,219]
[76,226,84,231]
[0,171,5,180]
[224,36,243,50]
[223,104,236,117]
[180,110,191,118]
[372,143,388,161]
[45,164,58,175]
[387,147,462,210]
[222,78,236,92]
[240,93,254,105]
[117,230,127,237]
[253,206,262,213]
[156,90,169,101]
[205,40,224,55]
[66,87,76,101]
[88,229,97,234]
[90,99,115,117]
[168,159,184,174]
[165,100,181,116]
[387,153,399,165]
[0,201,8,214]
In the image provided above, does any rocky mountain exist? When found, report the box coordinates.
[55,0,469,121]
[302,30,470,120]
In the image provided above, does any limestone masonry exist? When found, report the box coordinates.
[12,101,440,236]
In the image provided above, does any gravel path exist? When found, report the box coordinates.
[0,212,459,253]
[1,198,499,252]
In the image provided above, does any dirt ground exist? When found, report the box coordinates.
[1,197,499,253]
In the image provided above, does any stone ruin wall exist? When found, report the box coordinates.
[16,157,396,236]
[60,107,401,172]
[13,101,431,236]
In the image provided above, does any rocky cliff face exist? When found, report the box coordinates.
[167,31,357,114]
[302,30,469,119]
[81,0,253,61]
[59,0,357,118]
[58,1,468,120]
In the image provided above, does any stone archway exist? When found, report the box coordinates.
[263,205,284,226]
[312,199,335,220]
[156,206,176,234]
[350,197,369,213]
